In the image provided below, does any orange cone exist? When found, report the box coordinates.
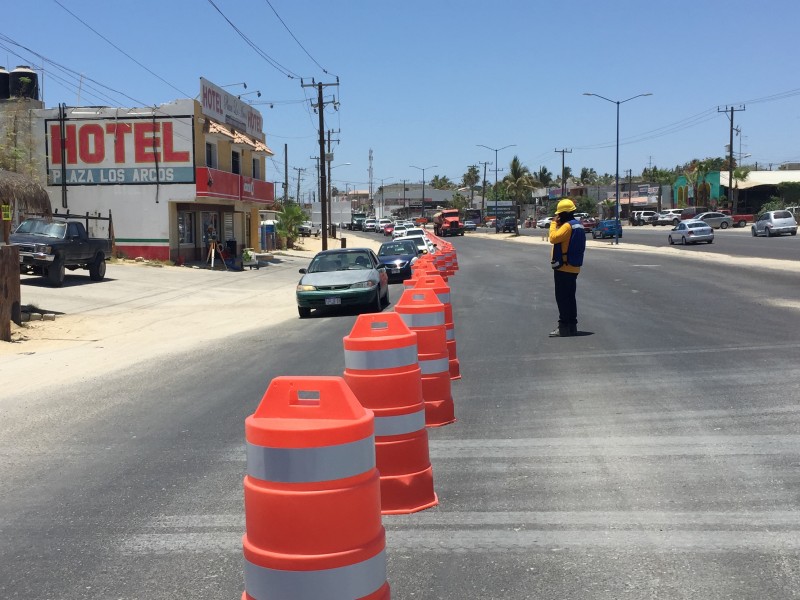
[242,377,390,600]
[343,313,438,514]
[413,274,460,380]
[393,288,456,427]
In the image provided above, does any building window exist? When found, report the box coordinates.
[252,157,260,179]
[232,150,241,175]
[205,143,217,169]
[178,211,195,244]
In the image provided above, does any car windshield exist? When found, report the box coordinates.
[308,252,372,272]
[14,219,67,238]
[773,211,792,219]
[379,241,417,257]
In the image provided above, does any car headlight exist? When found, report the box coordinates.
[296,284,317,291]
[350,280,377,289]
[34,244,52,254]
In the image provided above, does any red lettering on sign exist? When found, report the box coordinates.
[106,123,132,163]
[202,85,222,114]
[134,122,160,163]
[78,124,105,164]
[161,122,189,163]
[50,124,78,164]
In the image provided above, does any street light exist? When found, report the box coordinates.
[327,162,351,235]
[477,144,516,232]
[583,92,652,245]
[410,165,437,220]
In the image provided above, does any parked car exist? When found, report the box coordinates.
[296,248,389,318]
[298,221,314,236]
[500,216,517,232]
[633,210,658,225]
[591,219,623,239]
[377,239,419,282]
[537,216,555,228]
[579,216,598,232]
[654,209,683,226]
[463,220,477,232]
[680,206,709,221]
[668,220,714,245]
[751,210,798,237]
[391,225,408,239]
[363,218,379,232]
[696,212,734,229]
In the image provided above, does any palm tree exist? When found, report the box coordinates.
[536,166,553,189]
[731,166,750,213]
[503,156,535,220]
[429,174,453,190]
[580,167,598,185]
[276,202,307,249]
[461,165,480,205]
[649,167,676,213]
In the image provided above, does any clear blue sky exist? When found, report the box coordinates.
[3,0,799,199]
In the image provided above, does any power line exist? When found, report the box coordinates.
[206,0,301,80]
[263,0,335,77]
[51,0,192,99]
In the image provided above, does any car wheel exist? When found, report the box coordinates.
[47,256,65,287]
[668,235,674,245]
[707,239,714,244]
[381,285,390,307]
[720,222,729,230]
[791,230,797,236]
[751,227,757,237]
[89,252,106,281]
[766,228,773,237]
[681,236,687,245]
[737,220,746,228]
[672,219,680,226]
[298,306,311,319]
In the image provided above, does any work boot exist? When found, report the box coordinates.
[549,325,571,338]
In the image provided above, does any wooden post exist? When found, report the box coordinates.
[1,244,22,342]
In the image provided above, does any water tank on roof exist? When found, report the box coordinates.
[0,67,9,100]
[10,65,39,100]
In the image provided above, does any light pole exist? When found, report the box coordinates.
[410,165,437,221]
[583,92,652,245]
[377,177,393,219]
[477,144,516,232]
[327,162,351,235]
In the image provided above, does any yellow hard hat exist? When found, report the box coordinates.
[555,198,576,214]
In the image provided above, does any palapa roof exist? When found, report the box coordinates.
[0,169,52,216]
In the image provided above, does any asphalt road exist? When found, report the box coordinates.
[2,235,800,599]
[518,223,800,261]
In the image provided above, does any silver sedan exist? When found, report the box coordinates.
[668,220,714,245]
[696,212,734,229]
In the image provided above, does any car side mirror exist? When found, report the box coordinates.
[299,268,307,274]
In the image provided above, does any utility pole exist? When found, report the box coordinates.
[302,78,339,250]
[554,148,572,196]
[478,160,492,219]
[293,167,305,207]
[626,168,633,220]
[719,104,745,212]
[402,179,407,216]
[283,143,288,204]
[326,128,340,235]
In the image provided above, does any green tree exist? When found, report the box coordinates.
[731,166,750,212]
[648,167,676,213]
[536,166,553,189]
[579,167,598,185]
[601,199,616,219]
[449,191,469,212]
[429,174,453,190]
[276,202,307,249]
[776,182,800,205]
[461,165,480,204]
[575,196,597,216]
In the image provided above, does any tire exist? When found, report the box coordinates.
[89,252,106,281]
[668,236,674,245]
[737,220,746,228]
[751,227,757,237]
[681,236,687,245]
[381,284,390,307]
[371,289,383,313]
[720,222,729,230]
[791,230,797,236]
[47,256,65,287]
[766,228,774,237]
[298,306,311,319]
[707,239,714,244]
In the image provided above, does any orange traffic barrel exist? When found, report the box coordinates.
[413,274,460,380]
[393,289,456,427]
[242,376,390,600]
[343,313,438,514]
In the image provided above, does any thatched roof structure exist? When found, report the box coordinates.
[0,169,52,216]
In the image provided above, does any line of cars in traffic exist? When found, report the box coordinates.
[295,219,440,318]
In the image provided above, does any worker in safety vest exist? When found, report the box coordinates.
[548,198,586,337]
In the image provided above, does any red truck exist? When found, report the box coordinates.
[720,209,755,228]
[432,209,465,236]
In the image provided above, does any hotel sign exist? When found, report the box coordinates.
[200,77,264,141]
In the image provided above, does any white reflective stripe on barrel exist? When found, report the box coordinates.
[419,357,450,375]
[399,311,444,328]
[373,408,426,436]
[246,435,375,483]
[245,549,387,600]
[446,328,455,341]
[436,292,451,305]
[344,345,418,370]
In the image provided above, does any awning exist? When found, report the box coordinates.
[720,170,800,190]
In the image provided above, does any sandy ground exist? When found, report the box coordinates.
[4,227,798,395]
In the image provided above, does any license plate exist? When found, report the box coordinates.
[325,297,341,306]
[391,268,400,274]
